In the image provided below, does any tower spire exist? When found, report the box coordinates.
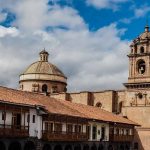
[145,17,149,32]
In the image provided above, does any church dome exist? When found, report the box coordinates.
[19,50,67,93]
[22,60,65,77]
[20,50,66,82]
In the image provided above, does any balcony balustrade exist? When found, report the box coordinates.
[0,124,29,137]
[42,130,88,141]
[109,134,134,142]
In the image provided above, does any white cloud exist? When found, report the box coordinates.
[0,26,19,37]
[0,0,130,92]
[86,0,128,10]
[120,4,150,25]
[0,0,86,32]
[134,5,150,18]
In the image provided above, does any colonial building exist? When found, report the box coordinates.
[0,86,137,150]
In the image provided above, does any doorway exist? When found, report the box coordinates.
[12,113,21,129]
[92,126,97,140]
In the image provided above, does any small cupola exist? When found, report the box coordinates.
[39,49,49,62]
[145,25,149,32]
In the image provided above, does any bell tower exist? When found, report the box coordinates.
[124,24,150,89]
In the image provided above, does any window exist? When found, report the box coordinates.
[32,115,35,123]
[140,46,144,53]
[86,126,90,139]
[75,125,82,133]
[92,126,97,140]
[49,123,53,132]
[75,125,78,133]
[67,124,73,133]
[126,129,129,135]
[2,112,6,121]
[137,60,146,74]
[122,129,124,135]
[27,114,30,123]
[52,86,58,93]
[42,84,48,93]
[138,93,143,99]
[78,125,82,133]
[45,122,48,131]
[54,123,62,132]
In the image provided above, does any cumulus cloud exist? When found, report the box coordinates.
[86,0,128,10]
[0,26,19,37]
[0,0,130,92]
[134,5,150,18]
[0,0,86,31]
[120,4,150,24]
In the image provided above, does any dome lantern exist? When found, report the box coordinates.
[145,24,149,32]
[39,49,49,62]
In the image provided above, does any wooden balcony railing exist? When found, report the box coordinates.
[42,131,88,141]
[0,124,29,137]
[109,134,134,142]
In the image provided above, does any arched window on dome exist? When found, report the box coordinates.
[140,46,144,53]
[42,84,48,93]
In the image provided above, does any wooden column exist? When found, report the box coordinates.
[4,104,6,136]
[28,113,29,133]
[24,111,25,131]
[42,116,43,136]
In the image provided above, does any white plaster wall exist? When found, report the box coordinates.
[83,125,86,133]
[89,122,109,141]
[0,111,12,126]
[62,123,66,132]
[29,109,42,139]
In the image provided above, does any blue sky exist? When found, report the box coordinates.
[0,0,149,91]
[1,0,149,39]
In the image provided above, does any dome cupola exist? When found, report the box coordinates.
[19,49,67,94]
[39,49,49,62]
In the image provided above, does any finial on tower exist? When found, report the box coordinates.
[145,17,149,32]
[39,49,49,62]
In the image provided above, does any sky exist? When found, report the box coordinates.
[0,0,149,92]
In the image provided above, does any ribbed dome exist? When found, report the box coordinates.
[22,61,65,77]
[20,50,67,84]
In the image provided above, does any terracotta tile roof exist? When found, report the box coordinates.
[58,100,139,125]
[0,86,139,126]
